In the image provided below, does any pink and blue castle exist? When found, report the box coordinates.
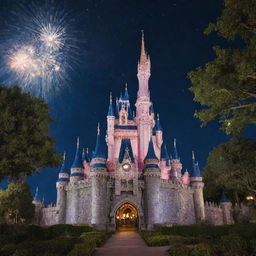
[33,33,234,230]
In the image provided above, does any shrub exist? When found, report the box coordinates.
[168,243,190,256]
[249,239,256,256]
[143,235,171,246]
[215,234,247,256]
[0,243,16,256]
[158,224,231,240]
[190,244,212,256]
[80,231,112,247]
[68,240,96,256]
[47,224,93,238]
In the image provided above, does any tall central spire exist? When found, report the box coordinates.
[137,30,151,98]
[140,30,148,64]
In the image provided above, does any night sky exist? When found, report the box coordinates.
[0,0,254,204]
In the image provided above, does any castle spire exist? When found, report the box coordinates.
[92,123,107,159]
[173,138,179,159]
[144,137,158,161]
[107,92,115,116]
[71,137,83,169]
[191,151,201,177]
[34,187,40,201]
[140,30,148,64]
[137,30,151,99]
[155,114,162,131]
[123,83,129,101]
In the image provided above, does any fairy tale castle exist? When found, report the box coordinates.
[33,33,234,230]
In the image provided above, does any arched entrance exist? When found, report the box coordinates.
[115,203,139,229]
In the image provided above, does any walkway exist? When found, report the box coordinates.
[95,228,170,256]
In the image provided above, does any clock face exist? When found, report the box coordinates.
[122,163,131,172]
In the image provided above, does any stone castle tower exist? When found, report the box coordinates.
[34,33,234,230]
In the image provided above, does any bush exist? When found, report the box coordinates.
[215,234,247,256]
[143,235,171,246]
[80,231,112,247]
[47,224,93,238]
[168,243,190,256]
[190,244,212,256]
[68,240,96,256]
[158,225,231,240]
[0,243,16,256]
[249,239,256,256]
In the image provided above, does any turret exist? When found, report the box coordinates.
[70,138,84,183]
[91,123,108,230]
[56,153,68,223]
[220,192,234,224]
[107,93,115,165]
[57,152,69,185]
[190,151,205,223]
[170,139,182,179]
[144,138,161,229]
[135,32,154,169]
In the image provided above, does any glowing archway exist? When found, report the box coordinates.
[115,202,139,229]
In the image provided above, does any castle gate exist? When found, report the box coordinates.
[115,202,139,229]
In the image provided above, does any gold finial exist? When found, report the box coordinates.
[110,92,112,104]
[86,148,89,154]
[76,137,80,148]
[174,138,176,148]
[63,152,66,160]
[157,113,160,120]
[97,123,100,135]
[125,82,128,90]
[192,151,195,161]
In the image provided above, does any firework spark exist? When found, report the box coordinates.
[0,1,79,100]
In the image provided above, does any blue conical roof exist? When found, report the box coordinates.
[161,144,170,166]
[220,191,229,203]
[173,138,179,159]
[191,161,201,177]
[71,138,84,169]
[107,93,115,116]
[145,138,158,161]
[92,124,107,159]
[34,187,40,201]
[156,114,162,131]
[59,153,69,174]
[122,83,129,100]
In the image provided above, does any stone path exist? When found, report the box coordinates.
[95,228,170,256]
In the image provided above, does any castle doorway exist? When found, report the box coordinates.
[115,203,139,229]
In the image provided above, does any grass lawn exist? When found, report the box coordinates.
[140,223,256,256]
[0,224,112,256]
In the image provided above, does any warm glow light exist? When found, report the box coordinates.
[246,196,254,200]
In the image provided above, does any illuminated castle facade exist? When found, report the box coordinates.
[33,33,234,230]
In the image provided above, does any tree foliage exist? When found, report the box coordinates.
[0,181,35,223]
[0,85,61,180]
[203,136,256,204]
[189,0,256,134]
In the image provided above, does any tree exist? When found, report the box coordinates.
[0,85,61,180]
[189,0,256,135]
[0,181,35,223]
[203,136,256,204]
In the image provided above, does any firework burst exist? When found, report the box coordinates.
[0,0,79,100]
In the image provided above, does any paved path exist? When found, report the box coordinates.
[95,228,170,256]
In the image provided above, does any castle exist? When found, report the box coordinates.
[33,33,234,230]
